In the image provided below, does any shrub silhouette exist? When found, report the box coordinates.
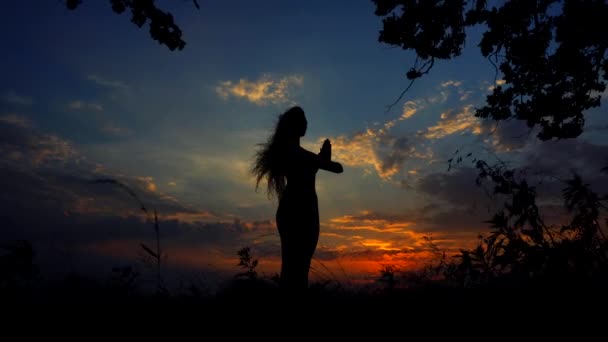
[235,247,258,281]
[446,161,608,288]
[0,240,39,291]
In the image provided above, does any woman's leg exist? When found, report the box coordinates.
[278,224,312,291]
[276,197,320,293]
[303,202,320,286]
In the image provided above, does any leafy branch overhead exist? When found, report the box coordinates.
[373,0,608,140]
[65,0,200,51]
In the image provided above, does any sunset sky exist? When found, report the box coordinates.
[2,0,608,288]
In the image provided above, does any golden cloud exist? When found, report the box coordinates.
[328,125,430,180]
[400,101,419,120]
[329,213,415,234]
[137,176,158,192]
[216,74,303,105]
[422,105,482,139]
[487,79,507,91]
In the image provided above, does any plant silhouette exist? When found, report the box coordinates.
[252,106,343,293]
[92,178,166,295]
[0,240,39,291]
[236,247,258,281]
[65,0,200,51]
[443,161,608,288]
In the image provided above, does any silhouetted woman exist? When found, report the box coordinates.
[252,106,343,292]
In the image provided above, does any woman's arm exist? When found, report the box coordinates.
[319,159,343,173]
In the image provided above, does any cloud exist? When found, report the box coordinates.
[486,79,506,92]
[402,166,514,236]
[327,98,432,180]
[86,74,129,90]
[310,209,482,280]
[325,80,518,181]
[137,176,158,192]
[330,129,429,180]
[438,80,476,103]
[327,85,494,180]
[400,100,419,120]
[216,74,303,105]
[412,137,608,236]
[420,208,494,234]
[324,209,471,249]
[459,91,473,101]
[523,139,608,180]
[481,119,536,152]
[101,123,130,137]
[1,90,33,106]
[416,167,492,208]
[328,211,415,234]
[0,115,188,216]
[421,105,482,139]
[0,113,31,128]
[441,80,462,88]
[69,100,103,111]
[0,115,77,167]
[427,91,449,104]
[323,210,427,255]
[409,90,534,154]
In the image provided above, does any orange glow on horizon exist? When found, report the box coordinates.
[80,209,481,286]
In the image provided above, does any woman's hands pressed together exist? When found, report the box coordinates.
[319,138,331,161]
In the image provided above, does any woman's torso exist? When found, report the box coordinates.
[279,147,319,204]
[277,147,320,226]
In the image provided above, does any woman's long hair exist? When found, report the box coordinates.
[252,106,305,199]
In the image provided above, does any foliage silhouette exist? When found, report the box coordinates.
[65,0,200,51]
[444,162,608,288]
[235,247,258,281]
[372,0,608,140]
[0,240,39,292]
[108,265,140,297]
[377,265,398,290]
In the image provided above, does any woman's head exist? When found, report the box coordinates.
[276,106,307,139]
[252,106,307,198]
